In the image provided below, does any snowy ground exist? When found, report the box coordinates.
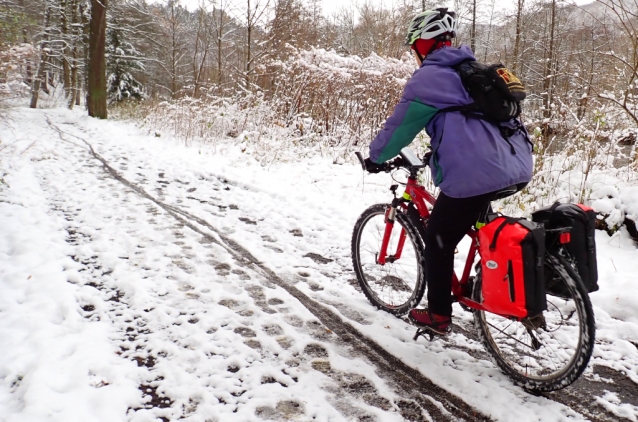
[1,107,637,422]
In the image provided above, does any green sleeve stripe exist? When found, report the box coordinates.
[377,101,440,163]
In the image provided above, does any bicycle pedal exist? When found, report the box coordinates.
[413,328,436,342]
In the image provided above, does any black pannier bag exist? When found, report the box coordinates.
[532,203,599,294]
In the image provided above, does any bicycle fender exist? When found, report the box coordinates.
[406,203,427,244]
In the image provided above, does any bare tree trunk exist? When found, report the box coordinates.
[88,0,108,118]
[170,1,178,98]
[482,0,496,62]
[75,77,82,105]
[470,0,477,52]
[81,1,89,107]
[30,54,47,109]
[243,0,270,88]
[216,6,224,87]
[246,0,252,87]
[192,7,211,97]
[542,0,556,121]
[513,0,524,74]
[68,0,79,109]
[577,28,595,121]
[24,29,33,85]
[192,8,202,96]
[61,0,71,97]
[68,46,78,109]
[30,4,52,109]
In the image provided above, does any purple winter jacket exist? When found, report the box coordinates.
[369,45,533,198]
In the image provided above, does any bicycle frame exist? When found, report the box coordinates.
[379,174,495,314]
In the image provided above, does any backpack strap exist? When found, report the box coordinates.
[499,132,517,155]
[439,103,479,114]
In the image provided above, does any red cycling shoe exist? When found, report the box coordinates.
[408,308,452,336]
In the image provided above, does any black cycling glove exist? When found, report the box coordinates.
[423,150,433,163]
[364,158,384,174]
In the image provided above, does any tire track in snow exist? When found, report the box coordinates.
[46,115,638,422]
[45,117,490,421]
[41,119,415,421]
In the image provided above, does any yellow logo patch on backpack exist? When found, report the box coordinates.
[496,67,525,96]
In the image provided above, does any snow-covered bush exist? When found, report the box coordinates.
[260,46,415,147]
[119,48,418,160]
[119,46,637,228]
[0,43,36,103]
[498,113,638,231]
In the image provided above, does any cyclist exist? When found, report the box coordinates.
[364,8,533,336]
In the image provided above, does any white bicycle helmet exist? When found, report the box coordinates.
[406,8,457,45]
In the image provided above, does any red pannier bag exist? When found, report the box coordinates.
[478,217,547,319]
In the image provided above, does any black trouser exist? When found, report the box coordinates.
[424,191,494,317]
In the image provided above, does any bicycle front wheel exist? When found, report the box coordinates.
[351,204,426,316]
[473,253,596,392]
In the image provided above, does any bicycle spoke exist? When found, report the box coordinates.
[486,321,537,351]
[474,252,595,391]
[353,206,424,313]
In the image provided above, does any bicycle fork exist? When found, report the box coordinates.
[377,186,407,265]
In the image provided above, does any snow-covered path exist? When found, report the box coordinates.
[1,108,637,422]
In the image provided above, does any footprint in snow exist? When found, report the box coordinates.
[304,253,334,264]
[219,299,240,309]
[303,343,329,358]
[265,245,284,253]
[262,324,283,336]
[234,327,256,338]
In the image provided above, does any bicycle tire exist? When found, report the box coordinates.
[351,204,426,316]
[473,252,596,392]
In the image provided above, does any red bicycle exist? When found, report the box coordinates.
[351,148,595,392]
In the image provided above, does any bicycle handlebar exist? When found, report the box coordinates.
[382,157,405,172]
[354,151,411,173]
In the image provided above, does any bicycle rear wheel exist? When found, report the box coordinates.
[473,253,595,392]
[351,204,426,316]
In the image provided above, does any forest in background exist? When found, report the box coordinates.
[1,0,637,141]
[1,0,637,230]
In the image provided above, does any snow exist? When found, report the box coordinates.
[0,132,140,421]
[1,107,637,421]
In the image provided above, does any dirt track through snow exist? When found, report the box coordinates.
[46,108,488,421]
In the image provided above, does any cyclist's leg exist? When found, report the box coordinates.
[423,191,493,317]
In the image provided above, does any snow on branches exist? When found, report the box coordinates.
[260,46,415,147]
[0,43,36,101]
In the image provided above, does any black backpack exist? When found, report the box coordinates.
[443,60,527,122]
[532,203,599,294]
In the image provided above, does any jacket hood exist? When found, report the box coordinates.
[422,45,475,67]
